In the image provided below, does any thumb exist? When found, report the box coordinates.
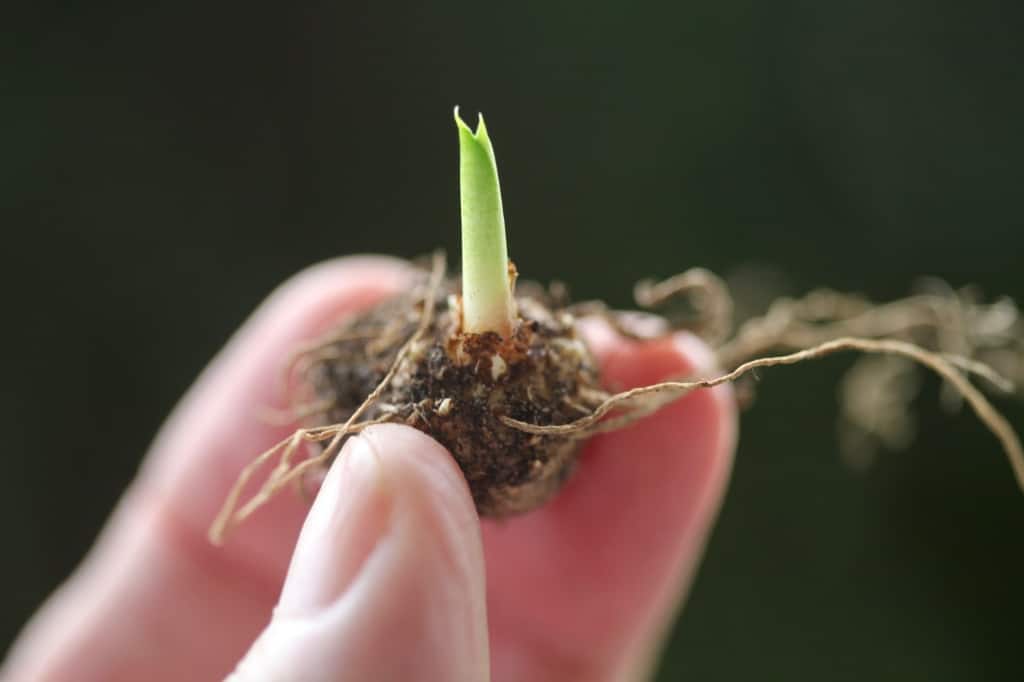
[229,424,490,682]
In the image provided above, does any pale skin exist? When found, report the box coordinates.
[3,257,737,682]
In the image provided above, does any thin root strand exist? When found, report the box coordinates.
[502,336,1024,493]
[207,251,447,545]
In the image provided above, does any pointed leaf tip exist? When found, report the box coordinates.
[453,107,489,139]
[454,105,468,130]
[455,106,514,335]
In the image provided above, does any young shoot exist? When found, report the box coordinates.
[210,110,1024,551]
[456,108,516,337]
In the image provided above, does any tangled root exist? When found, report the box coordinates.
[502,336,1023,489]
[208,252,447,544]
[209,260,1024,544]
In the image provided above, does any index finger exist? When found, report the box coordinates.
[4,256,414,682]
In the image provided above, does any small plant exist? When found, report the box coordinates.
[210,111,1024,543]
[456,109,516,337]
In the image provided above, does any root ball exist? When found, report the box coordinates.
[307,279,604,516]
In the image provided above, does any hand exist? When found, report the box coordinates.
[3,257,736,682]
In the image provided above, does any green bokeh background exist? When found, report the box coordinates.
[3,1,1023,679]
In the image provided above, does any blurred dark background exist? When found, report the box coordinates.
[3,1,1023,679]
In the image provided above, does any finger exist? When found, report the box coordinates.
[483,321,738,682]
[4,257,414,682]
[230,424,489,682]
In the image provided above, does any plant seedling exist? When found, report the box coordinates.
[209,110,1024,543]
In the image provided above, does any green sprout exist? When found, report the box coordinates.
[456,108,516,337]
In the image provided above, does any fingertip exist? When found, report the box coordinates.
[278,424,482,619]
[240,425,489,681]
[257,255,415,326]
[576,318,737,497]
[360,424,479,526]
[671,329,721,376]
[358,425,485,599]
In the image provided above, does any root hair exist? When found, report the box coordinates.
[502,336,1024,491]
[208,251,446,544]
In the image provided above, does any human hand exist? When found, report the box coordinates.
[3,257,736,681]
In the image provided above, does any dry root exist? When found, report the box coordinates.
[502,336,1024,490]
[209,261,1024,544]
[715,277,1021,466]
[208,251,447,544]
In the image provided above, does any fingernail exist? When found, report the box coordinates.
[276,435,393,616]
[673,330,718,374]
